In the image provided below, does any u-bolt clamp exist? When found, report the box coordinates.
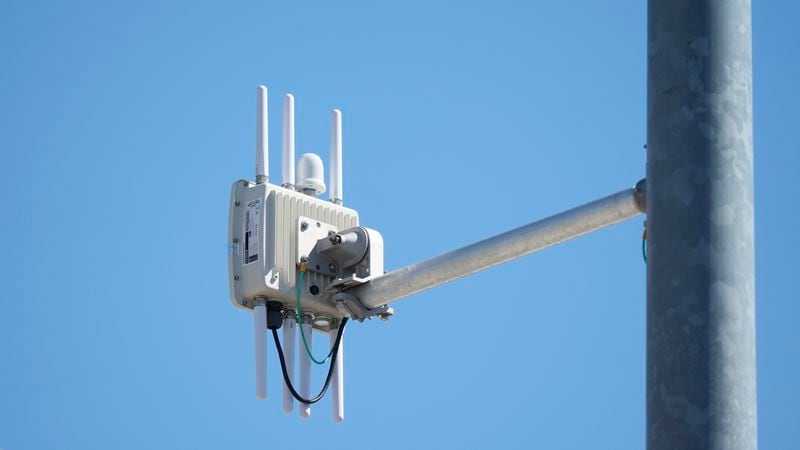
[330,291,394,322]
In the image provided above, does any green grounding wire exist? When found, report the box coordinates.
[642,227,648,264]
[295,269,336,365]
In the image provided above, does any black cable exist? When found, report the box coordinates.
[272,318,348,404]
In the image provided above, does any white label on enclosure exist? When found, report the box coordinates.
[244,198,261,265]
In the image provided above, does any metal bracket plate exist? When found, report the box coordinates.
[296,216,338,268]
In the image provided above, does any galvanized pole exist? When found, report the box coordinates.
[646,1,756,449]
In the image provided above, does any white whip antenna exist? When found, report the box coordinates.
[329,109,343,204]
[330,325,344,422]
[255,86,269,184]
[299,319,313,418]
[281,314,296,413]
[282,94,296,188]
[253,302,267,399]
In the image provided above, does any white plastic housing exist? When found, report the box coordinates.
[296,153,326,195]
[363,228,384,280]
[228,181,359,319]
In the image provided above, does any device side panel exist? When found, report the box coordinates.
[229,181,253,310]
[272,190,358,291]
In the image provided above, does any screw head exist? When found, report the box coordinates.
[234,275,239,281]
[235,201,240,206]
[233,238,238,243]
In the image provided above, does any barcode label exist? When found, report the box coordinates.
[244,198,261,265]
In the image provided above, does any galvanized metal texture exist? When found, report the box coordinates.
[352,183,644,309]
[646,1,756,448]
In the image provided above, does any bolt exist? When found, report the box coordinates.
[300,221,309,232]
[377,307,394,321]
[235,201,240,206]
[234,276,239,281]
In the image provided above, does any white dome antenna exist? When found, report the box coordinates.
[296,153,326,196]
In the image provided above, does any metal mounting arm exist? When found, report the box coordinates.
[350,179,646,309]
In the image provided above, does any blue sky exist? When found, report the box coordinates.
[1,1,797,449]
